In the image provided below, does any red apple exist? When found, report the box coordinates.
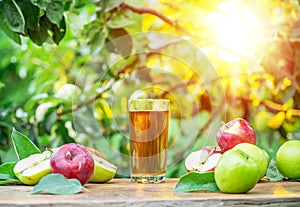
[50,143,94,185]
[216,118,256,153]
[185,146,222,172]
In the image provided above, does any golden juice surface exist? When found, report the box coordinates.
[129,110,169,177]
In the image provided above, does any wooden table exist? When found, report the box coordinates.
[0,179,300,206]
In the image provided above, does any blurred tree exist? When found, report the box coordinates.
[0,0,300,177]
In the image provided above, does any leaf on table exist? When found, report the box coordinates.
[174,172,220,192]
[32,174,83,195]
[0,178,20,185]
[266,158,285,181]
[0,162,20,185]
[0,162,17,178]
[0,174,12,180]
[11,127,41,160]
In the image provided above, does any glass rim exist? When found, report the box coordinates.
[128,98,170,111]
[129,98,170,103]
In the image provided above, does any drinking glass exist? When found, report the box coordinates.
[128,99,170,183]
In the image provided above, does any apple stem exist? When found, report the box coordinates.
[46,147,54,153]
[66,151,73,160]
[221,121,229,129]
[82,186,89,192]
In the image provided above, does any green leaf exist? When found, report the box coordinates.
[30,0,48,10]
[0,178,20,185]
[51,15,66,44]
[3,0,25,34]
[16,0,39,30]
[0,18,21,44]
[46,0,64,25]
[32,174,83,195]
[0,2,21,43]
[0,162,17,178]
[54,120,75,144]
[174,172,220,192]
[28,25,48,46]
[0,174,11,180]
[90,28,108,54]
[11,128,41,160]
[266,158,285,181]
[28,14,50,45]
[107,10,135,29]
[101,0,123,12]
[0,2,4,19]
[0,162,20,185]
[27,12,66,45]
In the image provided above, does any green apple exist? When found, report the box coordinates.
[35,102,54,123]
[55,84,81,103]
[14,151,51,185]
[87,148,117,183]
[233,143,269,179]
[215,149,260,193]
[276,140,300,179]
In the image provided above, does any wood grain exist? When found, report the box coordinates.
[0,179,300,207]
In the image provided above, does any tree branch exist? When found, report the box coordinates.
[60,78,115,115]
[262,100,300,116]
[240,97,300,117]
[120,2,187,33]
[121,2,174,26]
[160,70,300,117]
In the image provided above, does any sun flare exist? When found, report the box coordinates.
[208,0,267,62]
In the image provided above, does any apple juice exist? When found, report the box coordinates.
[129,109,169,183]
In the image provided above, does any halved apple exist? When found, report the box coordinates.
[87,148,117,183]
[185,146,222,172]
[13,151,51,185]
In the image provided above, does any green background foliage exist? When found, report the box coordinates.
[0,0,300,178]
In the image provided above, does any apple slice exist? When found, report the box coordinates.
[185,146,222,172]
[14,152,51,185]
[87,148,117,183]
[200,153,222,172]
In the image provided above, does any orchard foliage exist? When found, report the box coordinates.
[0,0,66,45]
[1,0,300,177]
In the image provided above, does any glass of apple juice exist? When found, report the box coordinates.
[128,99,170,183]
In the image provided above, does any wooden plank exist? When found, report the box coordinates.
[0,179,300,206]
